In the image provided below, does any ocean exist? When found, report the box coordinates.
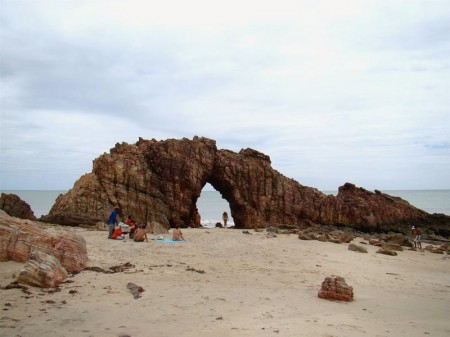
[1,189,449,227]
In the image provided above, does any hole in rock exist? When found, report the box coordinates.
[196,183,234,228]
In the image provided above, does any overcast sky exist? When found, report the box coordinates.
[1,0,449,192]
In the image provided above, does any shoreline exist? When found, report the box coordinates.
[1,227,449,337]
[2,189,450,219]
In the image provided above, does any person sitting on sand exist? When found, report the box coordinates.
[111,225,123,240]
[129,221,139,239]
[133,224,148,242]
[173,225,185,241]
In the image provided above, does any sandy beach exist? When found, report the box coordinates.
[1,227,449,337]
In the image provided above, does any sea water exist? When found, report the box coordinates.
[1,189,449,227]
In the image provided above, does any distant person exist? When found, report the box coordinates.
[126,215,132,226]
[107,206,120,239]
[134,224,148,242]
[222,211,229,228]
[412,226,422,249]
[195,209,201,228]
[173,225,185,241]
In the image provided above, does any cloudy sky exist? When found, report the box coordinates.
[1,0,449,192]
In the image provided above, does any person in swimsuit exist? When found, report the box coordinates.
[133,224,148,242]
[173,225,185,241]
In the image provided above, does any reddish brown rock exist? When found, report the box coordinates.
[41,137,450,235]
[318,275,354,302]
[380,233,412,247]
[0,211,87,272]
[0,193,36,220]
[17,250,69,288]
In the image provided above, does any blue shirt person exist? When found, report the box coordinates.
[107,206,120,238]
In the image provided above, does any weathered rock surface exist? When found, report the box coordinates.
[379,233,413,247]
[41,137,450,235]
[348,243,368,253]
[382,243,403,252]
[17,250,69,288]
[0,210,87,272]
[318,275,354,302]
[298,227,355,244]
[0,193,36,220]
[376,248,398,256]
[424,245,446,254]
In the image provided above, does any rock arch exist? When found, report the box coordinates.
[42,136,450,236]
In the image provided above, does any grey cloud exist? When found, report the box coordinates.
[1,1,450,190]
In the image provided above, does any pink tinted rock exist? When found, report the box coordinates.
[0,211,87,272]
[17,250,69,288]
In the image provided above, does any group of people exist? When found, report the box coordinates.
[107,206,232,242]
[109,206,425,250]
[107,207,148,242]
[106,206,185,242]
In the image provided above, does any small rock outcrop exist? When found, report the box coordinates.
[127,282,145,299]
[0,193,36,220]
[382,243,403,252]
[41,137,450,235]
[17,250,69,288]
[318,275,354,302]
[348,243,368,253]
[376,248,398,256]
[0,210,87,272]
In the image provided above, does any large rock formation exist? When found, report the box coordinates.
[42,137,450,236]
[0,193,37,220]
[0,210,87,272]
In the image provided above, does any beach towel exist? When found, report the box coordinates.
[156,238,186,243]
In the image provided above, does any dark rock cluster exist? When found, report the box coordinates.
[0,193,36,220]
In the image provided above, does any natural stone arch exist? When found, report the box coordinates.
[42,136,450,236]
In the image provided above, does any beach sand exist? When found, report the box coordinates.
[1,227,449,337]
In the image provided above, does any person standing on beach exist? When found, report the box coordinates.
[412,226,422,249]
[107,206,120,239]
[195,209,201,228]
[222,211,229,228]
